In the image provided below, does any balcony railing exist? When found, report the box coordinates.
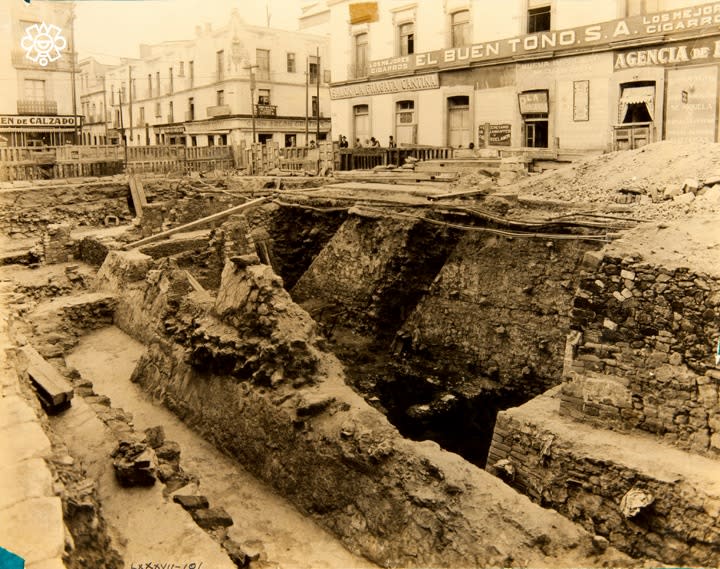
[12,50,75,72]
[17,99,58,115]
[254,104,277,117]
[207,105,231,118]
[347,63,368,80]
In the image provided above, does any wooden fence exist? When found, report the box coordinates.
[245,141,334,175]
[337,146,454,170]
[0,144,236,181]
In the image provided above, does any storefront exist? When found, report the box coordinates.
[611,36,720,148]
[0,115,82,147]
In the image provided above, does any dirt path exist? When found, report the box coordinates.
[65,326,377,569]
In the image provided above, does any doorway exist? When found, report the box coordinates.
[447,96,470,148]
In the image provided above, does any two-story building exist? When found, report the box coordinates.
[0,1,81,147]
[102,9,331,148]
[310,0,720,154]
[78,56,112,145]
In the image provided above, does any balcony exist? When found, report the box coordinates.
[347,63,368,80]
[12,49,75,72]
[17,99,58,115]
[254,104,277,117]
[206,105,231,118]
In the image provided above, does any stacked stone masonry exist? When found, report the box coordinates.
[0,309,67,569]
[92,250,631,569]
[562,253,720,455]
[487,392,720,567]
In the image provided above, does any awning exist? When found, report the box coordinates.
[620,86,654,104]
[619,86,655,121]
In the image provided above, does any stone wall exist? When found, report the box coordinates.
[292,211,458,336]
[398,233,598,396]
[488,391,720,567]
[561,253,720,454]
[0,181,131,238]
[96,250,631,569]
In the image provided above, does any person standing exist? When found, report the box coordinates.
[388,135,396,148]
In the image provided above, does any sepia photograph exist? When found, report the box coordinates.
[0,0,719,568]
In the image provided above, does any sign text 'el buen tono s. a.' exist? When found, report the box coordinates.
[369,1,720,76]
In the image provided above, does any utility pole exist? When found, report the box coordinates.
[102,76,109,145]
[128,66,134,144]
[315,47,320,144]
[244,64,258,144]
[304,56,309,145]
[69,5,79,144]
[118,89,128,170]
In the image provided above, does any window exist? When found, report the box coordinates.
[139,106,145,124]
[353,104,369,144]
[528,4,551,33]
[155,101,161,117]
[168,68,173,94]
[324,69,331,83]
[216,90,224,106]
[626,0,661,16]
[287,52,296,72]
[147,74,152,98]
[257,89,270,105]
[121,83,127,103]
[188,97,195,121]
[23,79,45,100]
[217,50,224,80]
[156,72,160,95]
[189,61,194,86]
[398,22,414,56]
[169,101,174,122]
[354,33,368,78]
[308,55,319,84]
[256,49,270,80]
[178,61,184,77]
[131,79,136,100]
[451,10,470,47]
[312,95,319,117]
[115,109,120,128]
[111,87,115,105]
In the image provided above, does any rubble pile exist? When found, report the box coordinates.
[512,141,720,220]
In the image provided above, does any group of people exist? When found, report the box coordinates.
[338,134,397,148]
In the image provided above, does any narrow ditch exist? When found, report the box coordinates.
[64,325,376,569]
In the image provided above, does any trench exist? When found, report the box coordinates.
[64,325,376,569]
[263,208,596,470]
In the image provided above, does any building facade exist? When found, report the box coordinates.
[78,57,111,145]
[0,1,81,146]
[311,0,720,153]
[100,10,331,148]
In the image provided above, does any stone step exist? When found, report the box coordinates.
[487,387,720,567]
[20,345,74,413]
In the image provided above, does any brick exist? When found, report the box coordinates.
[173,494,209,511]
[620,269,636,281]
[0,497,64,565]
[491,441,512,453]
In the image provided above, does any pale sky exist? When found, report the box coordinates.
[73,0,304,62]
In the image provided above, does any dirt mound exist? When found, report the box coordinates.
[512,141,720,221]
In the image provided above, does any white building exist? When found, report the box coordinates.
[101,10,331,148]
[308,0,720,153]
[0,1,81,146]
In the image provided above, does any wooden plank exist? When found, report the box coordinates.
[21,345,74,412]
[128,174,148,217]
[123,196,270,250]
